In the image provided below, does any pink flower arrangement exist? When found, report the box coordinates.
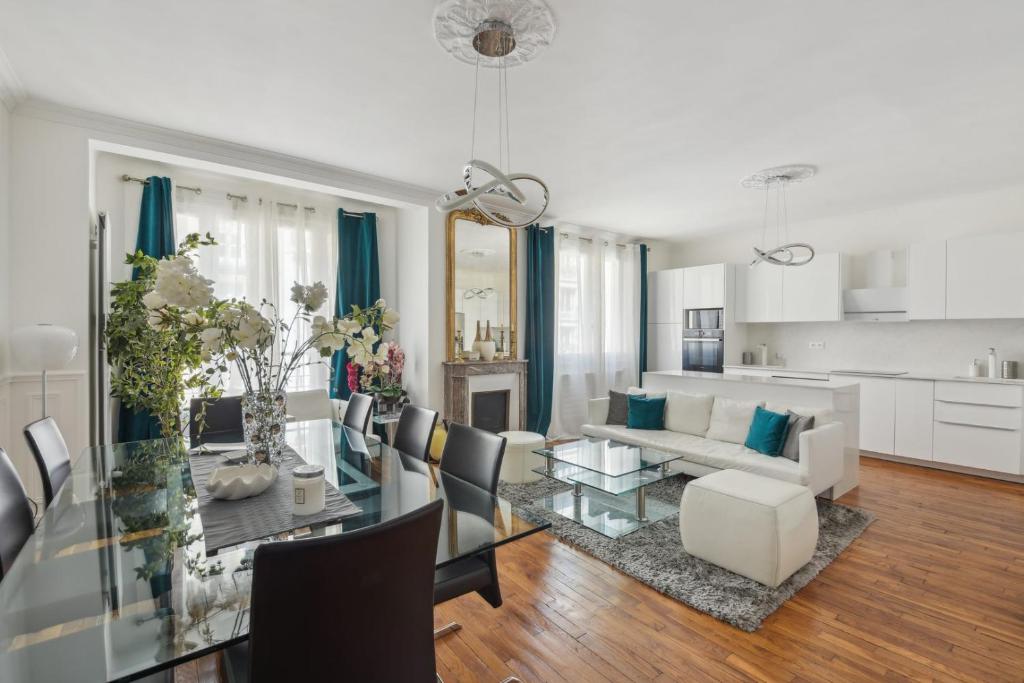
[387,344,405,382]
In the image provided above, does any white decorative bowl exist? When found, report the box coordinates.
[207,463,278,500]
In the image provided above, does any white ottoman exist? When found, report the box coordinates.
[680,469,818,588]
[497,431,546,483]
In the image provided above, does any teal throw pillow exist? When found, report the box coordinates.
[744,405,791,456]
[626,395,666,430]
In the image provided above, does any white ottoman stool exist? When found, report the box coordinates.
[679,469,818,588]
[497,431,546,483]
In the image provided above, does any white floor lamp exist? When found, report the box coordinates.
[10,324,79,420]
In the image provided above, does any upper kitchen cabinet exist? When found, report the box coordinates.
[682,264,726,310]
[734,263,783,323]
[781,252,842,322]
[947,232,1024,319]
[648,269,685,324]
[907,240,946,320]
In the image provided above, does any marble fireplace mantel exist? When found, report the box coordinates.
[442,359,528,431]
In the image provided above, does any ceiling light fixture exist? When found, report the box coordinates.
[741,165,817,267]
[433,0,555,228]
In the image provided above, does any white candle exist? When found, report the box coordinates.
[292,464,325,515]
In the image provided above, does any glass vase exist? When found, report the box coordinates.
[241,390,287,465]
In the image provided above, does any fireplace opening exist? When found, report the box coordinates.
[471,389,510,434]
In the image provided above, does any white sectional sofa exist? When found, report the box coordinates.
[582,392,845,497]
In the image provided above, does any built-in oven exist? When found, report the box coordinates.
[683,307,724,373]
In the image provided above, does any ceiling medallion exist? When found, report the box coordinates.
[433,0,556,68]
[741,165,818,267]
[433,0,554,228]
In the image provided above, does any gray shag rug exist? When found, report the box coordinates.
[498,475,874,632]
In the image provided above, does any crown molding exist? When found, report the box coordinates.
[13,99,444,207]
[0,44,26,111]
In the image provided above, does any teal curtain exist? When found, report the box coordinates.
[525,225,555,435]
[118,176,175,442]
[330,210,380,400]
[639,244,649,386]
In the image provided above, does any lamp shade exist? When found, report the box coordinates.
[10,324,79,371]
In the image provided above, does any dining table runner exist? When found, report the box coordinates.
[188,445,362,554]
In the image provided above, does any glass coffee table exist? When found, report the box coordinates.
[532,438,686,538]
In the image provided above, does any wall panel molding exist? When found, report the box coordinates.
[1,370,87,504]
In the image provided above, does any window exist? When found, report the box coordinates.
[175,192,336,394]
[548,234,640,439]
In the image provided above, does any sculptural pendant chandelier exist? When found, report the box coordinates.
[433,0,555,228]
[741,165,817,267]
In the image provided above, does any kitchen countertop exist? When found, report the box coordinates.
[647,370,860,389]
[723,364,1024,385]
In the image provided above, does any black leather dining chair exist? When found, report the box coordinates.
[393,405,439,461]
[224,499,444,683]
[0,447,35,582]
[23,417,72,508]
[342,391,374,434]
[433,423,507,636]
[188,396,243,447]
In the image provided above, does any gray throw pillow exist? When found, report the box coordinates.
[781,411,815,461]
[607,390,643,425]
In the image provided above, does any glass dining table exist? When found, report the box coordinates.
[0,419,548,682]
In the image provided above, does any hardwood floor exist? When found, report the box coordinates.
[178,457,1024,683]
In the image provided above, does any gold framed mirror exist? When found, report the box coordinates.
[445,208,518,362]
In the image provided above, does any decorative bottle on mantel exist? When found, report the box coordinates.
[479,319,497,362]
[471,321,483,359]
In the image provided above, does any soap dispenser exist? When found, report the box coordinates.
[988,347,999,379]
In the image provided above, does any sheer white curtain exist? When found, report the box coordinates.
[548,234,640,439]
[175,192,336,393]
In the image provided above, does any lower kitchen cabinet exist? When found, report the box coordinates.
[894,379,934,460]
[858,376,896,454]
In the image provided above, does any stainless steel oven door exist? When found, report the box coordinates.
[682,336,724,372]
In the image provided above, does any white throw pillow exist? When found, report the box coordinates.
[705,397,764,444]
[664,391,715,436]
[765,402,834,425]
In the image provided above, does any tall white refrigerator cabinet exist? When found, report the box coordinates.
[647,270,684,372]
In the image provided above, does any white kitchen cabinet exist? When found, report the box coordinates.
[858,376,896,454]
[648,269,685,324]
[933,422,1022,474]
[734,264,783,323]
[682,264,725,310]
[781,253,842,322]
[947,232,1024,319]
[894,379,934,460]
[907,241,946,320]
[647,323,682,372]
[932,381,1024,474]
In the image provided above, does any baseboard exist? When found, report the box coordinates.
[861,450,1024,484]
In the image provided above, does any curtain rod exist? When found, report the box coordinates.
[274,201,316,212]
[559,232,648,250]
[122,174,201,194]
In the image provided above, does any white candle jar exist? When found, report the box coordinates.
[292,464,325,515]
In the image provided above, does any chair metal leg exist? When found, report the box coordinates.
[499,677,522,682]
[433,621,462,638]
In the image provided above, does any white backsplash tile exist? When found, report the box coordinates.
[740,319,1024,376]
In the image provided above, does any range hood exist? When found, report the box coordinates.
[843,287,908,322]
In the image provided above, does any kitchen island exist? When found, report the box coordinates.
[643,370,861,497]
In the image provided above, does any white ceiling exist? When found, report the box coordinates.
[3,1,1024,240]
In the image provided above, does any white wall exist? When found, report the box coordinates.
[3,101,442,499]
[663,182,1024,375]
[0,102,10,453]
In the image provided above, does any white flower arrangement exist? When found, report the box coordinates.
[142,256,400,399]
